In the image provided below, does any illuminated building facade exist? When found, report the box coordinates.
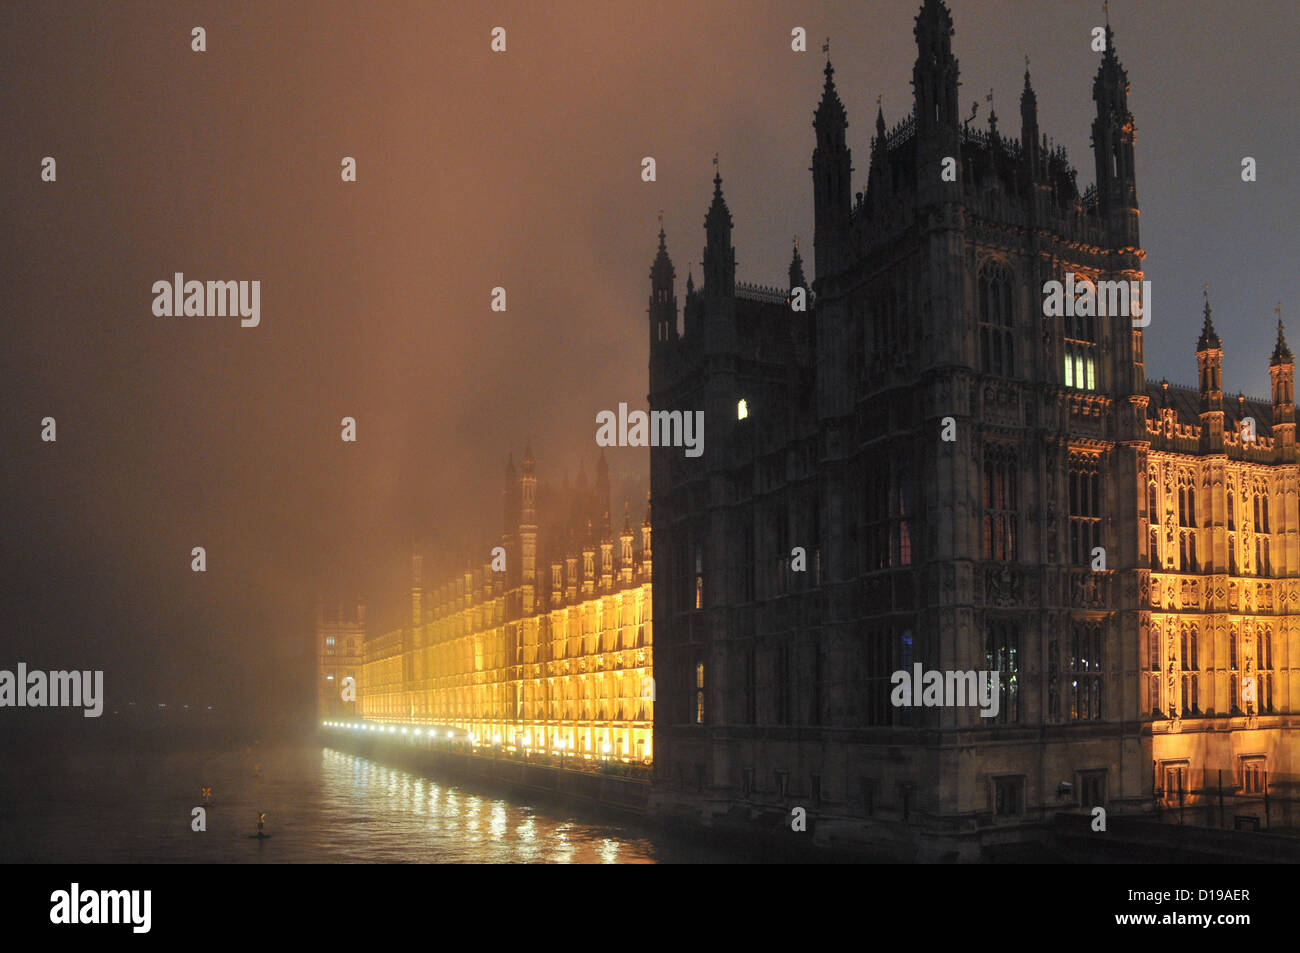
[1145,319,1298,808]
[316,600,366,720]
[647,0,1296,854]
[353,450,655,762]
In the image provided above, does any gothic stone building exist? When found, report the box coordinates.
[648,0,1297,857]
[353,449,655,764]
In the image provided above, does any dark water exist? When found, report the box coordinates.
[0,731,734,863]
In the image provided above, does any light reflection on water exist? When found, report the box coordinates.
[311,747,672,863]
[0,740,736,863]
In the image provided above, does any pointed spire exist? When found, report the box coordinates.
[1020,60,1037,123]
[650,217,675,284]
[1020,57,1039,171]
[1273,306,1293,365]
[703,159,735,297]
[814,57,848,130]
[1197,286,1221,351]
[788,237,806,290]
[705,161,731,232]
[622,501,632,534]
[916,0,954,34]
[643,489,652,526]
[1094,14,1126,94]
[875,97,886,139]
[686,269,695,295]
[913,0,960,135]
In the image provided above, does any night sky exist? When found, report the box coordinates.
[2,1,1296,724]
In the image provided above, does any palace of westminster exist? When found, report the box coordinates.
[318,0,1296,855]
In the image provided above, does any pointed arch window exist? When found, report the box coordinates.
[1259,626,1275,714]
[985,620,1020,724]
[1253,482,1270,532]
[1068,454,1102,566]
[1257,537,1271,577]
[1069,620,1103,720]
[1230,628,1241,713]
[896,460,914,567]
[1063,277,1099,392]
[1177,472,1196,528]
[983,445,1018,561]
[1180,625,1199,715]
[979,262,1016,377]
[1149,624,1162,716]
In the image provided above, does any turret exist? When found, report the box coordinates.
[703,168,735,294]
[1091,20,1139,245]
[582,524,597,598]
[649,223,678,361]
[550,559,564,608]
[812,58,852,281]
[1271,313,1295,454]
[565,548,579,604]
[620,503,635,585]
[640,492,652,580]
[788,238,807,296]
[1197,290,1224,452]
[601,511,615,592]
[866,101,888,211]
[912,0,961,143]
[702,166,737,358]
[682,269,702,340]
[1020,64,1039,174]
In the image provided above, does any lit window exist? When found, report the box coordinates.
[1063,278,1099,392]
[695,661,705,724]
[737,398,748,420]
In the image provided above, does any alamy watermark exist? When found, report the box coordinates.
[0,663,103,717]
[891,664,1000,718]
[152,273,260,327]
[1042,272,1150,328]
[50,883,150,933]
[595,402,703,458]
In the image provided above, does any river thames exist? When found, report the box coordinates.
[0,728,744,863]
